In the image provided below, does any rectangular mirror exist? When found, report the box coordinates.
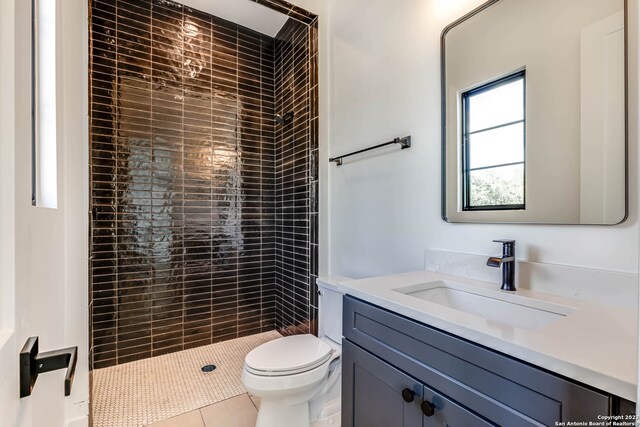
[441,0,627,224]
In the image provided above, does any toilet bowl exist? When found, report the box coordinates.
[241,276,349,427]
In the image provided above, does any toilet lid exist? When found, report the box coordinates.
[245,334,333,375]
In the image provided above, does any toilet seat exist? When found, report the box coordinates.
[245,334,333,377]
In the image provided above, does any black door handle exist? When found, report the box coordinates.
[401,388,416,403]
[20,337,77,398]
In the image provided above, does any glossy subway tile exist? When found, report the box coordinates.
[90,0,317,367]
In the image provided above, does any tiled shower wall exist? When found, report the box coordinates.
[89,0,316,369]
[274,19,319,335]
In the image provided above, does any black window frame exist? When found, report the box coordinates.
[461,70,526,211]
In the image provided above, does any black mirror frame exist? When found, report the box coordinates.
[440,0,629,225]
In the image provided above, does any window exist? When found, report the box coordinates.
[461,70,525,211]
[32,0,58,208]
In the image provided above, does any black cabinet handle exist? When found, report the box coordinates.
[20,337,77,398]
[401,388,415,403]
[421,400,435,417]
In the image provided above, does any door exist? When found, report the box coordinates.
[422,385,495,427]
[0,0,89,426]
[579,11,625,223]
[342,340,423,427]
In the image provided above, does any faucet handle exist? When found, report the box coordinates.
[492,239,515,257]
[492,239,515,244]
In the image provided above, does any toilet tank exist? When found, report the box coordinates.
[317,276,350,344]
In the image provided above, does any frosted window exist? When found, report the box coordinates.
[32,0,58,208]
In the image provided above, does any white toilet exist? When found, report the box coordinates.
[241,276,348,427]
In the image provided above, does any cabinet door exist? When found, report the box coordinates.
[343,340,423,427]
[422,384,495,427]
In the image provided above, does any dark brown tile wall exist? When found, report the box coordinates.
[89,0,318,368]
[274,18,319,336]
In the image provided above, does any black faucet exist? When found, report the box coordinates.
[486,239,516,291]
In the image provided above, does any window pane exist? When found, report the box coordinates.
[33,0,58,208]
[468,78,523,132]
[469,164,524,207]
[468,123,524,169]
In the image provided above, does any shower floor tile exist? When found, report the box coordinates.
[91,331,281,427]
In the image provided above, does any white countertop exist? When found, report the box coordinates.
[337,270,638,402]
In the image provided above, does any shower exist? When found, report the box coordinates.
[88,0,319,424]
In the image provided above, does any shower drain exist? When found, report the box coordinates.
[201,364,217,373]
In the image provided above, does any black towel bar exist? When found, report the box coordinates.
[329,136,411,166]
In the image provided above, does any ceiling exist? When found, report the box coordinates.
[179,0,290,38]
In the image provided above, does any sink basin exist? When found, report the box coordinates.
[394,280,575,331]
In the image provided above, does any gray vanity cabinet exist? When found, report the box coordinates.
[342,296,633,427]
[343,339,494,427]
[342,339,423,427]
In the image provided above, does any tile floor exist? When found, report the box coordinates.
[91,331,280,427]
[146,393,261,427]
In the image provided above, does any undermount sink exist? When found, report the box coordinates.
[393,280,575,331]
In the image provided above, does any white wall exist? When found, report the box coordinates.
[60,0,90,424]
[326,0,639,279]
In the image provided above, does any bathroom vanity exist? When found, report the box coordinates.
[339,272,637,426]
